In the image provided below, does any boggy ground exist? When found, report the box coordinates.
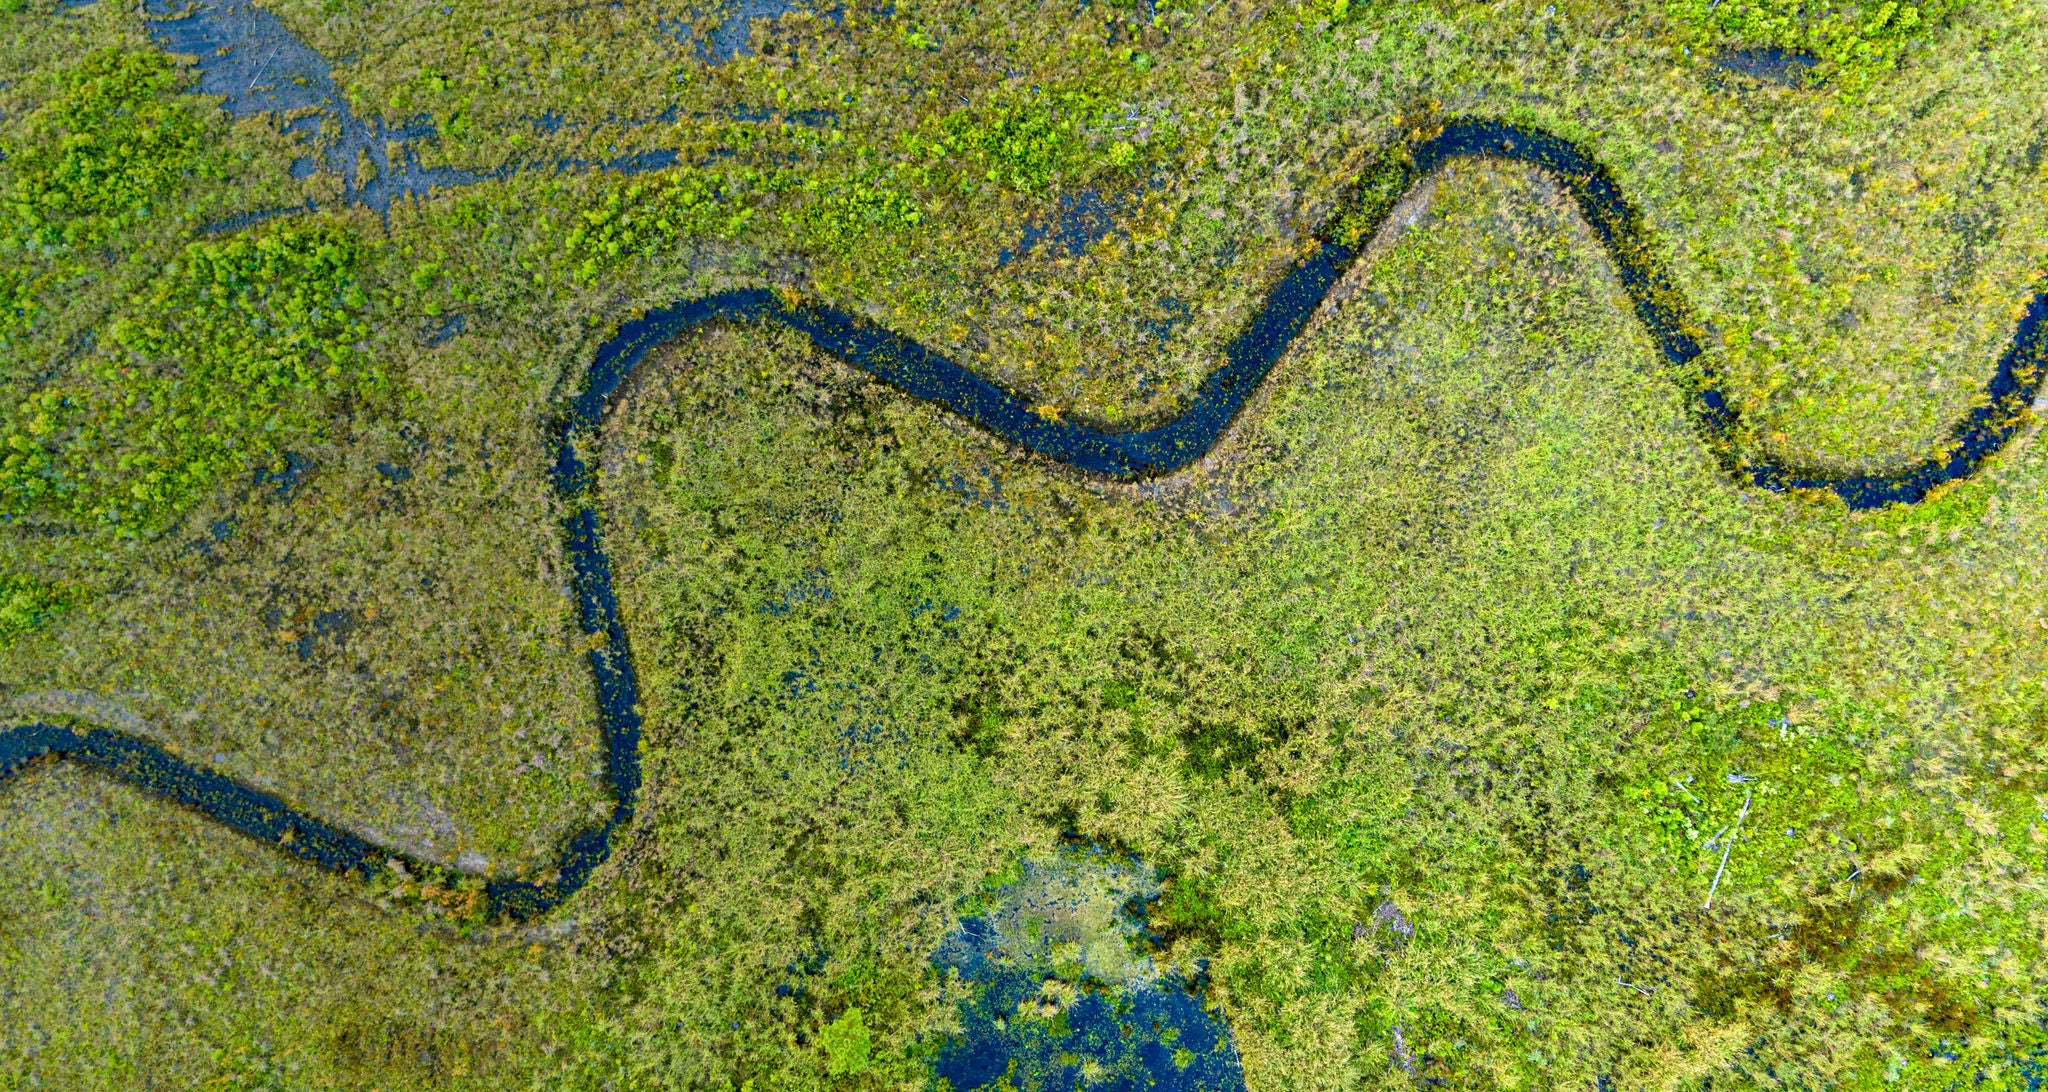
[2,0,2047,1088]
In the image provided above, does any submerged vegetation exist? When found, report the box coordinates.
[1,0,2046,1087]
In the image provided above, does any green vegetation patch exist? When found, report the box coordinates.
[0,573,68,644]
[1666,0,1970,88]
[819,1007,873,1077]
[561,169,757,286]
[918,85,1131,195]
[1,223,376,530]
[3,46,219,251]
[3,0,2048,1087]
[0,263,52,346]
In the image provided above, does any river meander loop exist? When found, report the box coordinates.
[3,118,2044,922]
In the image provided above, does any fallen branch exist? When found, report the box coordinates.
[1704,788,1752,910]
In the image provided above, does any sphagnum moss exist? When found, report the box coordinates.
[3,0,2048,1087]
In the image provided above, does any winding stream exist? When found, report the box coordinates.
[3,119,2044,929]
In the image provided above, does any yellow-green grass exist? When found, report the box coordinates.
[3,0,2047,1087]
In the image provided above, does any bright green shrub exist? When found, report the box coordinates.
[915,88,1114,194]
[561,170,754,286]
[0,223,375,530]
[0,574,67,643]
[943,91,1092,193]
[786,173,924,247]
[0,264,50,346]
[818,1008,872,1077]
[3,47,219,250]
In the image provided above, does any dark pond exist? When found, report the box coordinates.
[930,847,1246,1091]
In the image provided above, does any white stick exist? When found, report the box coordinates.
[248,44,282,93]
[1704,789,1751,910]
